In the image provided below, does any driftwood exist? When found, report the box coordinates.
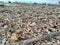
[23,31,60,45]
[0,30,60,45]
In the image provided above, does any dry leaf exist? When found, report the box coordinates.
[9,33,21,42]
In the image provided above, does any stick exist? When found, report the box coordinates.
[23,31,60,45]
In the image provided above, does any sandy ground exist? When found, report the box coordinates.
[0,3,60,45]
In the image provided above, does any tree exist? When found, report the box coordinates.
[33,2,37,5]
[58,1,60,4]
[8,1,11,3]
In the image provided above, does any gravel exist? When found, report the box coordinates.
[0,3,60,45]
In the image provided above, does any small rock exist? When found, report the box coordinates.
[30,22,36,26]
[4,25,8,29]
[2,38,7,45]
